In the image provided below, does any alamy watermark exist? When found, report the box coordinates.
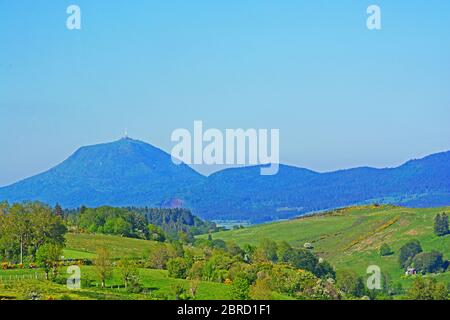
[171,121,280,175]
[64,4,381,31]
[66,5,81,30]
[67,265,81,290]
[367,265,382,290]
[367,5,382,30]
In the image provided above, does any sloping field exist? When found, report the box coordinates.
[64,233,163,259]
[200,206,450,285]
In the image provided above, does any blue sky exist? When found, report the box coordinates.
[1,0,450,186]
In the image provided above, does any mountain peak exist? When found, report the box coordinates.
[0,138,205,208]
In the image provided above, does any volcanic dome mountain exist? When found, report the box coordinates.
[0,138,205,208]
[1,138,450,223]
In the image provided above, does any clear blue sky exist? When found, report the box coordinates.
[1,0,450,186]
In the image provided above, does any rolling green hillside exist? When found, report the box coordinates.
[1,233,229,300]
[64,233,164,259]
[200,205,450,287]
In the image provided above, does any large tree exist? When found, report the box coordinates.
[0,202,66,264]
[412,251,445,274]
[36,243,63,280]
[398,240,422,269]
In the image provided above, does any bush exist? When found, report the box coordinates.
[202,253,234,283]
[171,283,193,300]
[250,278,273,300]
[337,270,366,298]
[187,261,205,280]
[147,246,175,269]
[167,257,191,279]
[407,277,449,300]
[379,244,393,256]
[265,264,340,300]
[230,276,250,300]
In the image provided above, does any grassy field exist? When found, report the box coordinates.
[0,266,300,300]
[0,266,230,300]
[0,233,231,300]
[63,233,165,259]
[199,205,450,288]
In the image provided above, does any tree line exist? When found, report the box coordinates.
[66,206,220,241]
[0,202,66,265]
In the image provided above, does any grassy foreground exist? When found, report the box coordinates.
[1,233,230,300]
[0,267,229,300]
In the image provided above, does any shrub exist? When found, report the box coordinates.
[379,244,393,256]
[171,283,192,300]
[230,276,250,300]
[407,277,449,300]
[167,257,191,279]
[148,246,174,269]
[187,261,205,280]
[337,270,366,298]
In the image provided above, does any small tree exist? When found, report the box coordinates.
[189,280,200,299]
[230,276,250,300]
[253,239,278,263]
[147,224,166,242]
[36,244,62,280]
[167,257,191,279]
[171,283,192,300]
[337,270,366,298]
[250,278,273,300]
[118,258,139,289]
[148,245,174,269]
[94,247,113,288]
[379,243,393,256]
[54,203,64,218]
[434,213,449,237]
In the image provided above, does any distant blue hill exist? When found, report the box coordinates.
[1,138,450,223]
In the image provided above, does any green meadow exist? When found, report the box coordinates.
[1,233,230,300]
[63,233,164,259]
[199,205,450,288]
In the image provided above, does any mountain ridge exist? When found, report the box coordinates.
[1,138,450,222]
